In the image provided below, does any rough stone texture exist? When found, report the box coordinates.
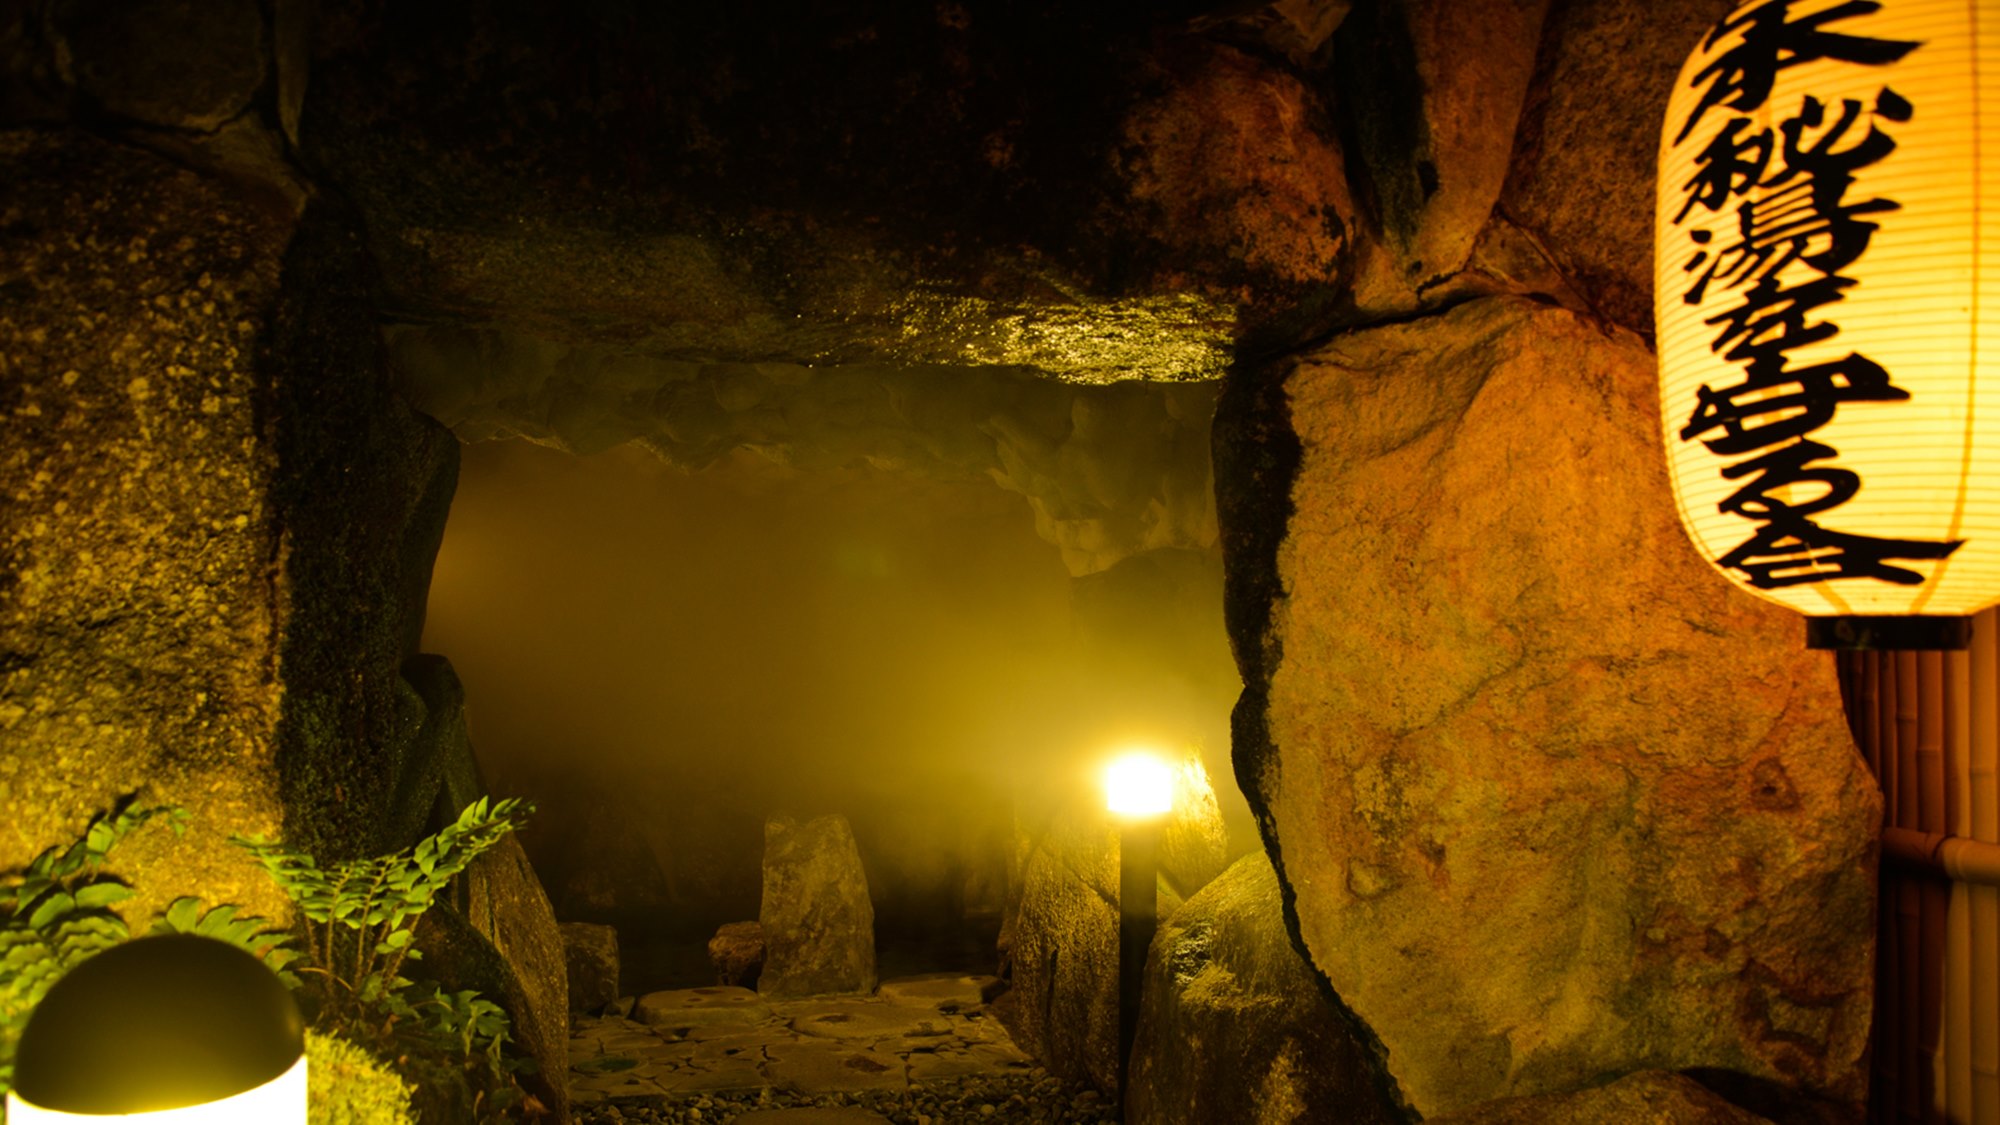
[1127,851,1403,1125]
[1219,296,1876,1116]
[263,198,464,863]
[51,0,267,131]
[1001,749,1229,1093]
[759,815,878,1000]
[1339,0,1549,311]
[387,332,1220,577]
[417,834,572,1123]
[1426,1071,1773,1125]
[710,921,767,988]
[0,130,291,922]
[564,921,621,1015]
[385,654,485,851]
[1500,0,1736,334]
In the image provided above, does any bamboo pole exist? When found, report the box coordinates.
[1917,652,1947,1125]
[1946,639,1974,1121]
[1975,611,2000,1124]
[1896,653,1923,1125]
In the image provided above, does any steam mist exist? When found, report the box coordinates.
[422,439,1245,985]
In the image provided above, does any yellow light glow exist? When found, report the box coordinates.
[1103,750,1175,817]
[1655,0,2000,618]
[4,1054,307,1124]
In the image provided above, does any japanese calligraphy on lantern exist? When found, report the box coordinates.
[1656,0,2000,620]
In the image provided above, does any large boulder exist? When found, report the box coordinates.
[1215,296,1876,1115]
[1127,850,1404,1124]
[758,814,878,999]
[1003,749,1229,1092]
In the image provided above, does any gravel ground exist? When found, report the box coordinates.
[576,1071,1120,1124]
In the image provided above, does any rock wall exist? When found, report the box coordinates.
[0,131,292,922]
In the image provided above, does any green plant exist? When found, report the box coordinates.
[236,797,537,1122]
[0,796,538,1124]
[151,896,301,987]
[307,1028,416,1125]
[0,799,184,1100]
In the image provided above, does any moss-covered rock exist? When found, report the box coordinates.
[306,1030,415,1125]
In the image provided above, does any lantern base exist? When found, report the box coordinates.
[1805,615,1971,651]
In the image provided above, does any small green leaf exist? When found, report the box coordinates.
[72,883,133,910]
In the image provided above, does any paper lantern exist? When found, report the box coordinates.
[4,935,307,1124]
[1655,0,2000,649]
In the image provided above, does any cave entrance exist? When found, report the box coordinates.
[411,360,1253,999]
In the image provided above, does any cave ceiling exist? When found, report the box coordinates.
[301,0,1357,389]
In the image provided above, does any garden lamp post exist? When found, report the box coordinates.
[1103,749,1174,1102]
[6,934,307,1124]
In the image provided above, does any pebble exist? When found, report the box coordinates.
[574,1071,1120,1125]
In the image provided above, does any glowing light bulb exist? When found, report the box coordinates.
[1103,751,1175,817]
[4,935,306,1125]
[6,1056,307,1124]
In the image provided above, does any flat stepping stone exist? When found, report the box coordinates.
[876,973,1002,1011]
[764,1039,907,1095]
[731,1111,894,1125]
[787,999,953,1041]
[634,986,772,1029]
[659,1058,768,1094]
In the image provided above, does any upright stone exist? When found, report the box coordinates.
[1127,851,1404,1124]
[758,814,877,999]
[561,922,620,1015]
[417,835,571,1122]
[1216,296,1875,1115]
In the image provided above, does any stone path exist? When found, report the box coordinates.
[571,974,1033,1107]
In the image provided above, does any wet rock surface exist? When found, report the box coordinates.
[1222,296,1876,1114]
[387,337,1221,577]
[303,1,1351,384]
